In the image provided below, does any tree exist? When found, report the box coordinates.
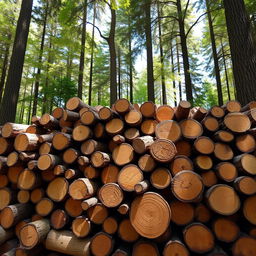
[223,0,256,105]
[0,0,33,124]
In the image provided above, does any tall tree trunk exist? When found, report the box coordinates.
[171,41,177,106]
[27,78,34,124]
[88,4,95,105]
[223,0,256,105]
[19,81,28,123]
[206,0,223,105]
[78,0,87,99]
[176,0,193,104]
[128,16,133,103]
[144,0,155,102]
[108,6,117,106]
[0,33,11,103]
[176,38,182,102]
[0,0,33,124]
[157,2,166,104]
[118,47,121,99]
[32,0,48,117]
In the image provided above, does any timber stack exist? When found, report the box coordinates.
[0,97,256,256]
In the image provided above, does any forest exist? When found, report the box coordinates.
[0,0,256,124]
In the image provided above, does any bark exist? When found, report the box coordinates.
[176,38,182,101]
[206,0,223,106]
[0,33,11,103]
[223,0,256,105]
[157,2,166,105]
[0,0,33,124]
[176,0,193,104]
[88,4,95,105]
[32,0,49,117]
[144,0,155,102]
[78,0,87,99]
[118,47,121,99]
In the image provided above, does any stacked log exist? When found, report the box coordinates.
[0,97,256,255]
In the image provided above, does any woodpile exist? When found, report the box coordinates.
[0,97,256,255]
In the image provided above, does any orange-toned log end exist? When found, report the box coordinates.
[101,164,119,184]
[140,101,156,118]
[156,105,174,122]
[194,136,215,155]
[125,110,142,126]
[224,100,241,113]
[171,170,204,203]
[0,174,8,188]
[90,232,114,256]
[195,204,212,223]
[195,155,213,170]
[214,130,234,143]
[224,112,251,133]
[141,119,158,135]
[91,151,110,168]
[232,236,256,256]
[183,223,215,254]
[175,140,192,157]
[130,192,171,239]
[124,128,140,141]
[234,176,256,195]
[233,154,256,175]
[118,164,143,192]
[201,170,218,188]
[132,136,154,154]
[46,177,69,202]
[117,203,130,215]
[210,106,225,118]
[52,107,64,119]
[99,183,123,208]
[105,118,124,135]
[17,169,39,190]
[65,198,83,218]
[52,132,71,151]
[103,217,118,235]
[163,240,189,256]
[69,178,96,200]
[50,209,69,230]
[175,100,191,121]
[72,125,92,142]
[36,198,54,217]
[155,120,181,142]
[17,190,30,204]
[216,162,237,182]
[30,188,44,204]
[169,155,193,176]
[66,96,88,111]
[206,184,240,215]
[72,216,91,238]
[118,218,139,242]
[112,143,134,166]
[236,134,256,153]
[150,139,177,163]
[132,241,159,256]
[202,116,219,132]
[243,195,256,225]
[213,218,240,243]
[180,119,203,139]
[150,168,172,189]
[0,188,13,210]
[138,154,156,172]
[114,98,132,114]
[170,201,194,226]
[87,203,109,225]
[63,148,79,164]
[214,143,234,161]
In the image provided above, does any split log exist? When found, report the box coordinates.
[155,120,181,142]
[72,216,91,238]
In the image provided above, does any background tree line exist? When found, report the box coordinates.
[0,0,256,124]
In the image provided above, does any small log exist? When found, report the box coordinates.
[7,165,23,184]
[115,98,132,114]
[69,178,96,200]
[66,97,89,111]
[236,134,256,153]
[124,109,142,126]
[72,125,92,142]
[17,169,41,190]
[40,114,59,130]
[19,152,38,162]
[53,165,67,176]
[2,123,30,138]
[140,119,158,135]
[213,217,240,243]
[195,203,212,223]
[0,137,13,155]
[52,107,64,119]
[102,217,118,236]
[183,223,214,253]
[117,203,130,215]
[87,203,109,225]
[155,105,174,122]
[101,164,119,184]
[213,130,234,142]
[72,216,91,238]
[209,106,225,118]
[132,136,154,154]
[65,198,83,218]
[112,134,125,144]
[65,168,81,180]
[90,232,114,256]
[105,118,124,135]
[194,136,214,155]
[63,148,80,164]
[0,187,16,210]
[170,200,194,226]
[140,101,156,118]
[175,140,192,157]
[222,100,241,113]
[46,177,69,202]
[39,142,55,155]
[1,204,33,229]
[241,100,256,111]
[175,100,191,121]
[163,238,189,256]
[202,116,219,133]
[201,170,218,188]
[50,209,69,230]
[215,162,237,182]
[243,195,256,225]
[99,106,118,121]
[0,174,9,188]
[132,241,159,256]
[138,154,156,172]
[223,112,251,133]
[134,180,149,194]
[232,236,256,256]
[7,152,20,167]
[180,119,203,139]
[82,165,100,179]
[169,155,193,176]
[38,154,61,171]
[45,230,90,256]
[80,110,99,126]
[234,176,256,195]
[118,164,143,192]
[99,183,123,207]
[150,167,172,189]
[35,198,54,217]
[194,155,213,170]
[155,120,181,142]
[233,153,256,175]
[63,110,80,122]
[189,106,207,121]
[39,133,55,143]
[118,218,139,243]
[91,151,110,168]
[112,143,134,166]
[26,125,46,134]
[81,197,98,210]
[81,139,105,155]
[93,123,106,139]
[124,128,140,141]
[214,142,234,161]
[130,192,171,239]
[171,170,204,202]
[30,188,45,204]
[206,184,240,215]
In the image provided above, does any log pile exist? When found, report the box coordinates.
[0,97,256,255]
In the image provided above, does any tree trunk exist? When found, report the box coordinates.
[27,80,34,124]
[144,0,155,102]
[19,81,28,123]
[108,7,117,106]
[32,0,48,117]
[206,0,223,106]
[0,0,33,124]
[128,17,133,103]
[223,0,256,105]
[176,38,182,102]
[88,4,95,105]
[171,41,177,106]
[0,33,11,104]
[157,2,166,105]
[78,0,87,99]
[176,0,193,104]
[118,47,121,99]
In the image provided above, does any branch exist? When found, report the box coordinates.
[183,0,190,21]
[87,21,108,41]
[158,1,177,5]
